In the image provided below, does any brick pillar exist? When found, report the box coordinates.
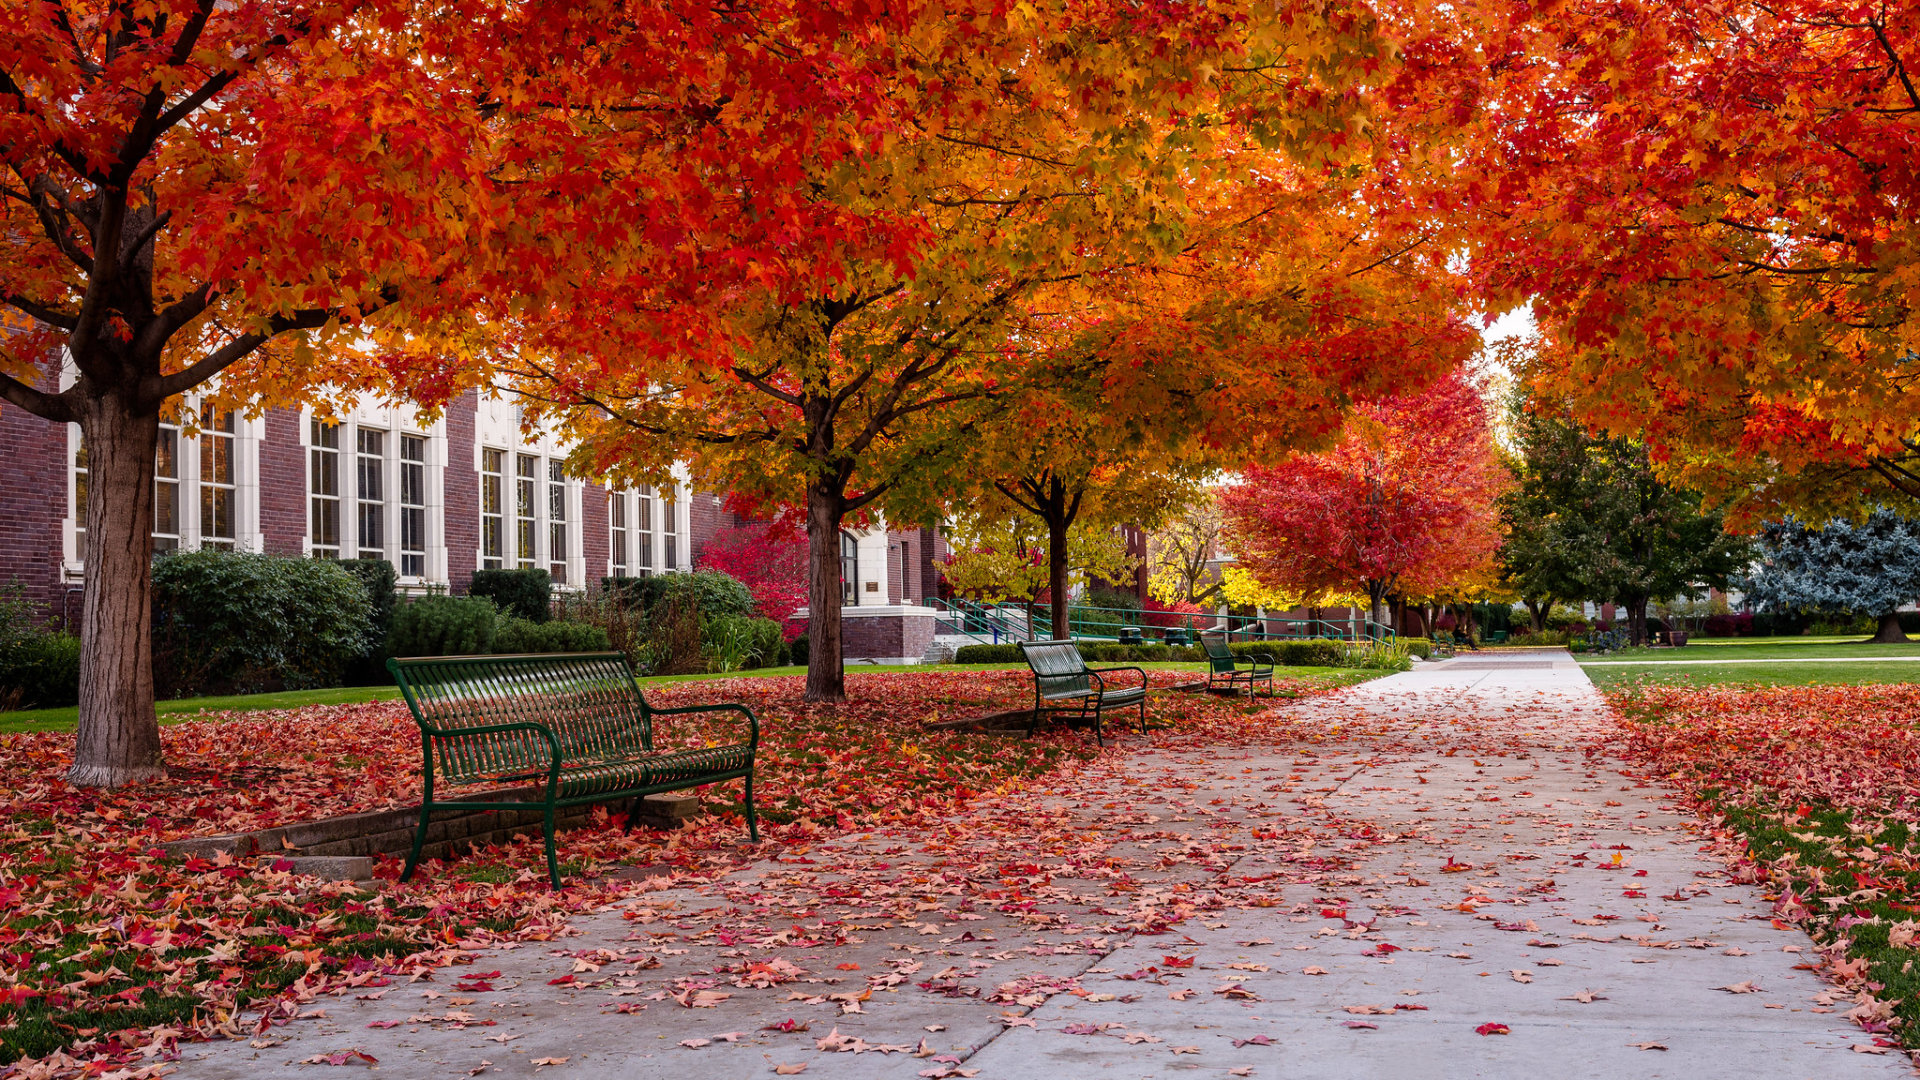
[258,407,307,554]
[0,356,68,623]
[443,393,479,594]
[581,482,608,589]
[688,491,730,567]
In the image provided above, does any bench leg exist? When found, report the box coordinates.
[1137,694,1148,736]
[1089,698,1104,746]
[744,772,760,844]
[543,801,562,890]
[400,803,431,884]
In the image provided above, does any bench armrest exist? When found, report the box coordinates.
[417,721,565,792]
[645,702,761,749]
[1246,652,1277,668]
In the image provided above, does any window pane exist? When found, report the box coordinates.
[356,428,383,559]
[515,454,537,570]
[73,435,88,563]
[154,428,179,552]
[309,421,341,558]
[480,448,504,570]
[547,460,567,584]
[400,434,426,577]
[199,408,236,547]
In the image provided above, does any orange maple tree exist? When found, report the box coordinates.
[1428,0,1920,524]
[1217,371,1507,624]
[0,0,945,784]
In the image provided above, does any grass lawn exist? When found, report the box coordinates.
[1581,639,1920,662]
[0,661,1379,734]
[1584,661,1920,691]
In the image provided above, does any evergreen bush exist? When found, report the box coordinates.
[0,631,80,709]
[389,595,498,658]
[494,617,612,654]
[151,549,373,696]
[604,571,755,619]
[469,568,552,622]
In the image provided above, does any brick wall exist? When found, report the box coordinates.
[258,407,306,554]
[918,527,947,600]
[0,357,69,622]
[842,610,935,662]
[885,534,904,604]
[443,393,478,594]
[687,490,734,567]
[581,482,608,588]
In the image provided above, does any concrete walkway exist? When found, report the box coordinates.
[175,654,1907,1079]
[1580,656,1920,665]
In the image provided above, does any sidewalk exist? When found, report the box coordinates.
[174,654,1907,1079]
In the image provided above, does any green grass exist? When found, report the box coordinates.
[1582,639,1920,662]
[1584,661,1920,691]
[0,662,1380,735]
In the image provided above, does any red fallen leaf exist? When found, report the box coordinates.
[1441,858,1473,873]
[1622,890,1647,898]
[367,1021,402,1029]
[764,1019,812,1033]
[1161,956,1195,968]
[1320,908,1347,919]
[1393,1004,1429,1011]
[1475,1023,1510,1036]
[300,1049,379,1066]
[1344,1021,1378,1030]
[836,963,861,971]
[454,982,495,993]
[1232,1035,1275,1047]
[547,975,575,986]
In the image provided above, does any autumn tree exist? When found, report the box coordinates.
[1435,0,1920,525]
[1218,372,1507,626]
[512,1,1475,702]
[939,511,1135,634]
[697,520,808,631]
[0,0,935,784]
[1148,494,1230,608]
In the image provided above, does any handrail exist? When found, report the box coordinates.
[924,598,1395,645]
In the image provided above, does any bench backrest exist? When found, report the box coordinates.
[1018,640,1092,698]
[388,652,652,781]
[1199,632,1238,671]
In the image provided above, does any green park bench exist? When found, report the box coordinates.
[1200,631,1276,697]
[1017,640,1149,744]
[388,651,759,889]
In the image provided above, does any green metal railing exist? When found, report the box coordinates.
[926,598,1394,646]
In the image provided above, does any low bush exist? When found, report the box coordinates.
[1265,639,1347,667]
[151,549,373,696]
[0,631,80,709]
[646,594,707,675]
[389,595,498,658]
[790,634,810,668]
[338,558,398,682]
[494,617,611,655]
[700,614,787,671]
[953,643,1023,664]
[1399,636,1433,660]
[1509,628,1575,647]
[469,568,552,622]
[605,571,755,620]
[1348,640,1413,671]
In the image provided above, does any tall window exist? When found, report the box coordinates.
[637,486,654,574]
[400,435,427,577]
[73,436,88,562]
[547,460,568,584]
[356,428,385,560]
[198,407,235,549]
[514,453,537,570]
[153,421,180,552]
[662,493,678,570]
[840,531,857,603]
[310,420,340,558]
[610,491,628,576]
[480,448,505,570]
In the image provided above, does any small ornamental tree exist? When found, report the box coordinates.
[697,521,808,632]
[1218,372,1508,625]
[1746,509,1920,644]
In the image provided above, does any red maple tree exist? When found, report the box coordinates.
[698,521,809,637]
[1218,372,1507,623]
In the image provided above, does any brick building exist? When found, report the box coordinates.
[0,368,946,661]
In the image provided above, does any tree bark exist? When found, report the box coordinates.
[1047,509,1071,640]
[1625,597,1650,646]
[1872,610,1909,644]
[804,481,847,703]
[68,393,167,788]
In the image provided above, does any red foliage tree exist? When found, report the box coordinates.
[698,522,809,636]
[1218,372,1507,623]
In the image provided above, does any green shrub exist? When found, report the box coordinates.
[953,643,1023,664]
[1348,640,1413,671]
[1171,644,1205,662]
[710,616,787,669]
[0,631,80,709]
[469,569,552,622]
[646,594,707,675]
[389,595,498,657]
[151,549,374,696]
[605,571,754,619]
[494,617,612,654]
[1221,639,1345,667]
[1510,628,1574,647]
[338,559,398,682]
[555,592,648,671]
[1399,636,1433,660]
[790,634,810,668]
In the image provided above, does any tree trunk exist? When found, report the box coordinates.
[1872,610,1909,644]
[1625,597,1649,646]
[68,395,166,788]
[1524,597,1550,634]
[804,482,847,703]
[1047,510,1070,640]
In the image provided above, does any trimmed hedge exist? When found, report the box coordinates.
[0,631,80,709]
[470,568,552,622]
[152,549,374,696]
[952,643,1024,664]
[604,571,755,619]
[389,596,498,658]
[951,641,1205,665]
[494,617,612,654]
[1399,636,1433,660]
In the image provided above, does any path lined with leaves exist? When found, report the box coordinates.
[156,654,1904,1080]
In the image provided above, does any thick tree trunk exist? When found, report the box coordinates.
[1872,610,1909,644]
[1625,597,1650,646]
[1524,597,1550,634]
[1047,511,1070,640]
[68,395,166,788]
[804,483,847,703]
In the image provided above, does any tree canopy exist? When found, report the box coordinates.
[1746,509,1920,644]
